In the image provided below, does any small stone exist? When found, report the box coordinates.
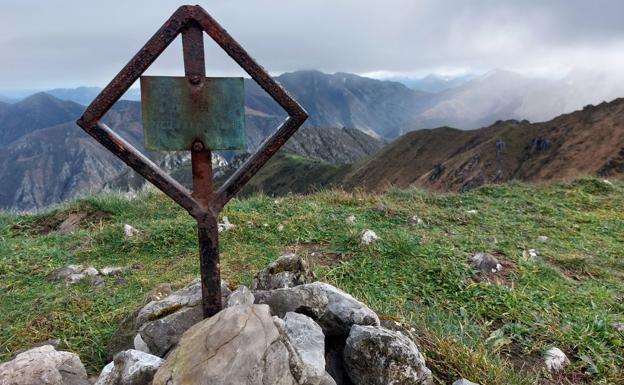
[217,216,235,233]
[603,179,613,186]
[472,253,502,273]
[537,235,549,242]
[277,224,285,231]
[91,276,105,289]
[346,215,356,224]
[528,249,538,258]
[46,265,83,281]
[543,347,569,371]
[453,380,480,385]
[101,266,127,276]
[613,322,624,331]
[372,203,388,213]
[360,229,380,245]
[124,224,139,237]
[408,215,424,226]
[466,209,478,214]
[226,285,255,307]
[84,266,99,276]
[252,253,315,290]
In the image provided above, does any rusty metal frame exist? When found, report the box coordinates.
[76,5,308,317]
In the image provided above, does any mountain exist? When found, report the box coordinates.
[45,87,141,105]
[342,98,624,192]
[0,93,84,146]
[245,70,432,139]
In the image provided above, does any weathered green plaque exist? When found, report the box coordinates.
[140,76,245,151]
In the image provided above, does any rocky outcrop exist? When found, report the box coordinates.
[344,325,433,385]
[0,345,89,385]
[226,285,255,307]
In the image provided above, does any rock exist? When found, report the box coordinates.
[133,334,150,354]
[472,253,502,273]
[284,312,327,385]
[124,224,139,237]
[254,284,329,319]
[311,282,379,336]
[46,265,83,281]
[465,209,478,215]
[372,203,388,213]
[138,305,203,357]
[603,179,613,186]
[537,235,549,242]
[91,276,105,289]
[543,347,569,371]
[255,282,379,336]
[346,215,356,224]
[528,249,538,258]
[380,319,417,341]
[217,216,235,232]
[408,215,424,226]
[152,304,314,385]
[101,266,127,276]
[613,322,624,331]
[0,345,89,385]
[135,279,202,327]
[277,224,285,231]
[226,285,255,307]
[84,266,99,276]
[452,380,480,385]
[67,273,87,284]
[344,325,432,385]
[252,253,315,290]
[94,349,163,385]
[360,229,380,245]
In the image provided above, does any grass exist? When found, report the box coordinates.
[1,177,623,384]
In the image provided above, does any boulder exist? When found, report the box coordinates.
[226,285,255,307]
[284,312,327,385]
[252,253,315,290]
[152,304,319,385]
[94,349,163,385]
[138,305,203,357]
[133,334,150,354]
[0,345,89,385]
[135,279,202,327]
[255,282,379,336]
[344,325,432,385]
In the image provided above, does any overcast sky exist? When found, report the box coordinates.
[2,0,624,90]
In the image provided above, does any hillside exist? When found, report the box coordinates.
[344,98,624,192]
[1,178,622,384]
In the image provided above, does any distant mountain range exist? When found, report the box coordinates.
[1,69,623,210]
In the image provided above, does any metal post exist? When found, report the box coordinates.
[182,21,222,317]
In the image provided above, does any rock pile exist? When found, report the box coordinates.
[2,253,433,385]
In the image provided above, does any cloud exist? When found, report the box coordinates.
[1,0,624,89]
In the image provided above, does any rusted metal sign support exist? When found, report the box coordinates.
[76,5,308,317]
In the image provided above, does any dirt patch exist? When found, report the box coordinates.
[13,208,111,235]
[284,243,352,266]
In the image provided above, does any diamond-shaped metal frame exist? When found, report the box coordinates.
[77,5,308,220]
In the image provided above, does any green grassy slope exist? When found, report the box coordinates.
[1,178,623,384]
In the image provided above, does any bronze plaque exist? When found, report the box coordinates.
[141,76,245,151]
